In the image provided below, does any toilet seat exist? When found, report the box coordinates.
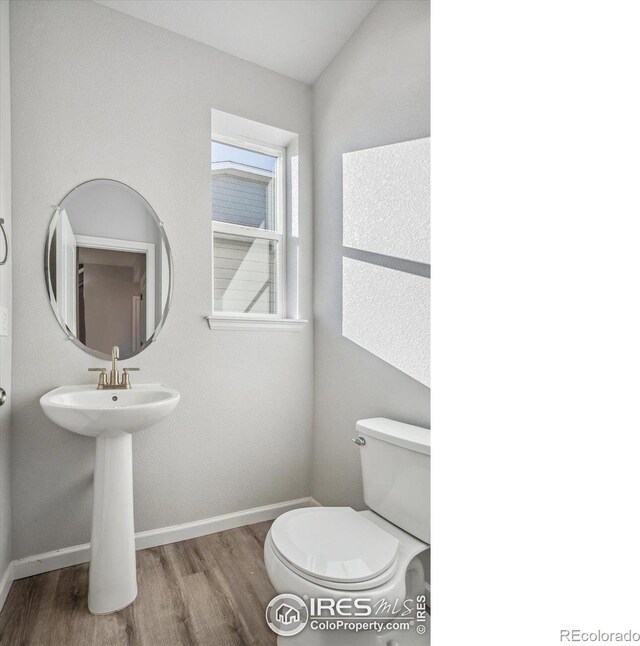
[269,507,400,591]
[267,533,399,591]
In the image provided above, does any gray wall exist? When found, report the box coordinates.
[311,0,430,507]
[0,0,12,580]
[10,0,313,559]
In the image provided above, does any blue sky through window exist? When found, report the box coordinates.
[212,141,276,172]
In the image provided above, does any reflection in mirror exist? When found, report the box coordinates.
[46,179,172,360]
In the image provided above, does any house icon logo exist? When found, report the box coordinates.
[275,603,300,625]
[266,594,309,636]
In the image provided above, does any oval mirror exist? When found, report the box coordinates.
[45,179,173,360]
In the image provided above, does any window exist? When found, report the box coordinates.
[211,136,285,318]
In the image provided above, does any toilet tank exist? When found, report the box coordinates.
[356,418,430,543]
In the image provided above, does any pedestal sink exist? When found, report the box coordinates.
[40,384,180,614]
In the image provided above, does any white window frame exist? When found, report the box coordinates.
[211,132,286,320]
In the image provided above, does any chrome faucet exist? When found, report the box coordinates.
[89,346,140,389]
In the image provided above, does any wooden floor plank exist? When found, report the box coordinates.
[120,545,193,646]
[196,528,276,644]
[175,570,248,646]
[16,569,60,646]
[0,569,52,646]
[0,521,277,646]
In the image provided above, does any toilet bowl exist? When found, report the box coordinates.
[263,418,431,645]
[264,509,429,645]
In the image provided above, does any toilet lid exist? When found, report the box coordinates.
[270,507,399,584]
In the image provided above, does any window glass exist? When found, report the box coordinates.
[213,234,277,314]
[212,141,277,230]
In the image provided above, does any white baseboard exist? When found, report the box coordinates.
[0,561,13,611]
[12,496,319,581]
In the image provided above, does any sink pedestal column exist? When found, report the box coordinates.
[88,432,137,614]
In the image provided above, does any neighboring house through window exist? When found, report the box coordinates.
[211,136,285,317]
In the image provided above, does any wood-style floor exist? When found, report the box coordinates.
[0,521,277,646]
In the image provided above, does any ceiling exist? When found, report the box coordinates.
[94,0,378,85]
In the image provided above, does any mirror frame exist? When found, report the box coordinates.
[44,178,174,360]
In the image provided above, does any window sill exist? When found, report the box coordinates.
[206,316,308,331]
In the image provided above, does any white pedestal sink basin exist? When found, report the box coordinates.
[40,384,180,614]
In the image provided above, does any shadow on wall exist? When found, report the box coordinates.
[342,138,430,387]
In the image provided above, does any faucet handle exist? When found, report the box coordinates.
[121,368,140,388]
[88,368,107,388]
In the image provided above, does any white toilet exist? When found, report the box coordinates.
[264,417,430,645]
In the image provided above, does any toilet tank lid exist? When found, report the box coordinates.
[356,418,430,455]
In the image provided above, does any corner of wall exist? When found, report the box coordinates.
[310,0,430,508]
